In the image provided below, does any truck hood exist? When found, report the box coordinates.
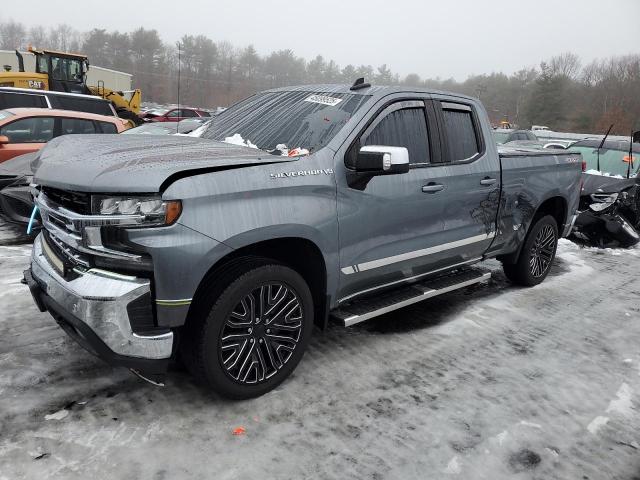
[33,134,294,193]
[581,172,638,196]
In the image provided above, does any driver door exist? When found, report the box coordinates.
[335,97,450,300]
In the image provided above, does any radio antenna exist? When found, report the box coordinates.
[176,41,181,134]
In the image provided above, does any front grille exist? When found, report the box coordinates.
[42,187,91,215]
[44,230,90,269]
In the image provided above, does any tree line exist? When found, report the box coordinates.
[1,19,639,135]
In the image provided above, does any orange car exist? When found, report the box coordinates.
[0,108,128,163]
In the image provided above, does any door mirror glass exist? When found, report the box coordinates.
[355,146,410,174]
[633,131,640,144]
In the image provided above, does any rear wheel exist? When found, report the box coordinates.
[503,215,558,286]
[182,261,313,399]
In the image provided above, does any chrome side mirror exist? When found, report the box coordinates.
[354,145,410,175]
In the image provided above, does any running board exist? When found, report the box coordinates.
[332,267,491,327]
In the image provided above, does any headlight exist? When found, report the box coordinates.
[92,195,182,226]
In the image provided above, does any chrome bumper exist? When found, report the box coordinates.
[30,234,173,360]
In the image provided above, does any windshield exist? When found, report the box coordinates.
[0,110,15,121]
[50,57,84,83]
[492,131,510,144]
[572,145,639,177]
[201,90,371,153]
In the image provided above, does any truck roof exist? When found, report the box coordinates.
[264,83,479,103]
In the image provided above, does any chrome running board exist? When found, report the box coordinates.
[332,266,491,327]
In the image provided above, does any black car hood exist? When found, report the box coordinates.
[33,134,294,193]
[581,172,638,196]
[0,152,38,190]
[0,152,37,176]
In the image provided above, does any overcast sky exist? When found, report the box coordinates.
[2,0,639,80]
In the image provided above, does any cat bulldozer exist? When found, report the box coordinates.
[0,47,142,125]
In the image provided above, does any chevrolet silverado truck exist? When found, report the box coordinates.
[24,83,583,399]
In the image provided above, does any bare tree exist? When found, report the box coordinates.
[0,20,26,50]
[549,52,581,79]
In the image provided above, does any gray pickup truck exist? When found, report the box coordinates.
[24,83,583,398]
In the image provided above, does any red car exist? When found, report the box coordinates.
[146,107,211,123]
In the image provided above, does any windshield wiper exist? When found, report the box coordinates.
[597,124,614,171]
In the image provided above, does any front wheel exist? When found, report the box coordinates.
[503,215,559,286]
[183,262,314,399]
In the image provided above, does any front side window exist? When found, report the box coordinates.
[363,107,430,165]
[36,56,49,74]
[0,117,54,143]
[181,109,198,118]
[60,118,96,135]
[166,109,181,118]
[441,104,480,161]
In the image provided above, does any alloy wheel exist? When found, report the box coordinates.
[220,283,303,384]
[529,224,556,278]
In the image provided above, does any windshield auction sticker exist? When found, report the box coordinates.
[304,95,343,107]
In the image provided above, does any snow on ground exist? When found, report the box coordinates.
[1,233,639,479]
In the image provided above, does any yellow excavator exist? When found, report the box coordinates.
[0,47,142,124]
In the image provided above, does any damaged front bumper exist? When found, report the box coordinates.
[25,234,174,381]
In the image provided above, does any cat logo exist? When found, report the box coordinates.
[28,80,45,89]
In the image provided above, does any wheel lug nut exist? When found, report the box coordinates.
[248,328,252,334]
[259,338,263,343]
[250,338,254,343]
[266,329,271,334]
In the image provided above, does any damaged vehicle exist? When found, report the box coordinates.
[24,83,582,398]
[0,151,38,228]
[570,135,640,248]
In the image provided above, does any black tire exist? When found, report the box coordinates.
[182,260,313,399]
[503,215,558,286]
[115,107,144,126]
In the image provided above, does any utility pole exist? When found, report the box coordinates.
[176,41,181,134]
[475,84,487,100]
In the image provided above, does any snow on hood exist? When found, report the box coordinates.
[223,133,258,149]
[222,135,310,158]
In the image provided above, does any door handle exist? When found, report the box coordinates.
[480,177,497,186]
[422,183,444,193]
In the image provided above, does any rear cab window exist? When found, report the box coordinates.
[439,101,482,162]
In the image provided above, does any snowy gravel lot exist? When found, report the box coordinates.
[1,226,640,479]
